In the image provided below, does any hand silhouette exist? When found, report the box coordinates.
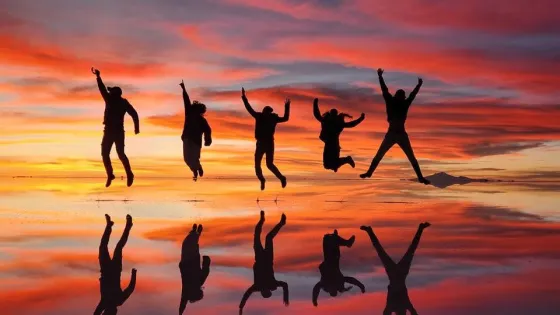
[377,68,384,76]
[418,77,423,85]
[179,80,185,89]
[360,113,365,119]
[132,268,137,274]
[285,98,291,106]
[204,139,212,146]
[241,87,246,97]
[91,67,100,77]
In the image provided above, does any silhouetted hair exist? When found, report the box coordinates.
[192,101,207,115]
[108,86,122,97]
[261,289,272,298]
[263,106,273,114]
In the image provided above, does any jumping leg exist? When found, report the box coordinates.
[396,134,429,185]
[265,143,286,188]
[255,143,266,190]
[397,222,430,275]
[360,134,396,178]
[99,214,113,268]
[101,133,115,187]
[115,132,134,187]
[113,215,133,268]
[360,226,396,273]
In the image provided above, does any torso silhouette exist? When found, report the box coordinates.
[385,265,410,301]
[99,262,125,305]
[319,116,345,143]
[103,96,134,132]
[182,110,210,146]
[253,254,276,289]
[254,113,280,142]
[385,97,411,132]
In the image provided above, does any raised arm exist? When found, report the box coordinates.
[125,102,140,134]
[407,77,423,104]
[179,80,192,112]
[377,68,391,101]
[277,280,290,306]
[92,68,109,102]
[343,276,365,293]
[313,98,323,122]
[239,285,257,314]
[122,269,137,303]
[312,281,322,306]
[344,113,365,128]
[278,99,290,123]
[241,88,257,118]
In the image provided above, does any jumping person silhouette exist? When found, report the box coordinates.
[179,223,211,315]
[92,68,140,188]
[312,229,365,306]
[239,211,289,314]
[242,88,290,190]
[360,222,431,315]
[313,98,365,172]
[360,69,430,185]
[179,80,212,181]
[94,214,137,315]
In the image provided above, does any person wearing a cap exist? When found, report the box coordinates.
[92,68,140,187]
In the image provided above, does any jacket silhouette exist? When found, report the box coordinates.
[94,214,136,315]
[313,98,365,172]
[92,68,139,188]
[242,88,289,190]
[179,224,211,314]
[180,80,212,180]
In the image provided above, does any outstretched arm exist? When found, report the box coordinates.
[92,68,109,102]
[179,80,192,112]
[312,281,322,306]
[277,281,290,306]
[122,269,137,303]
[126,102,140,134]
[407,78,423,104]
[313,98,323,122]
[241,88,257,118]
[278,99,290,123]
[377,68,391,101]
[343,113,365,128]
[344,276,365,293]
[239,285,257,314]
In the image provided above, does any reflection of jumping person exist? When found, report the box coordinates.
[360,69,430,185]
[360,222,431,315]
[179,224,211,315]
[179,80,212,181]
[92,68,140,188]
[312,230,364,306]
[313,98,365,172]
[94,214,137,315]
[242,88,290,190]
[239,211,289,314]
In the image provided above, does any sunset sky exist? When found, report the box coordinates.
[1,0,559,180]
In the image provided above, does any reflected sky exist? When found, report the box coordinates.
[1,178,559,315]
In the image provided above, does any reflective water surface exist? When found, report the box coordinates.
[1,177,559,315]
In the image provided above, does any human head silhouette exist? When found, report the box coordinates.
[192,101,207,115]
[262,106,274,114]
[260,289,272,298]
[395,89,406,101]
[189,288,204,303]
[108,86,122,97]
